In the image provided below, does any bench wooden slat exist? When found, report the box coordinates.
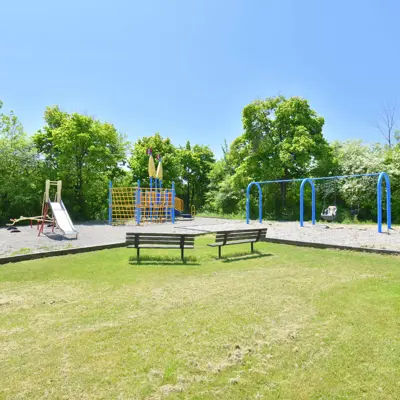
[208,239,259,247]
[127,239,194,245]
[126,235,195,241]
[215,232,267,241]
[215,229,267,235]
[126,232,196,238]
[127,236,194,241]
[215,230,266,237]
[128,245,194,249]
[215,233,259,241]
[126,232,195,262]
[210,228,267,258]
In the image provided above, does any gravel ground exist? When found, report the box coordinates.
[1,217,399,258]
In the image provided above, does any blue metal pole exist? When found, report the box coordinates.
[108,181,112,225]
[377,175,382,233]
[387,175,392,230]
[136,179,141,225]
[171,181,175,224]
[246,182,262,224]
[136,179,142,225]
[160,179,164,222]
[312,182,316,225]
[377,172,391,232]
[154,178,158,221]
[300,178,315,227]
[246,184,251,224]
[300,182,304,227]
[150,177,153,221]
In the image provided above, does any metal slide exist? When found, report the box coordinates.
[49,200,79,238]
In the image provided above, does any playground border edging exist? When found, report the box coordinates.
[0,242,126,265]
[1,236,399,265]
[264,238,400,256]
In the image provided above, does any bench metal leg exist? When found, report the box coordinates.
[137,247,140,263]
[181,247,184,261]
[251,242,254,253]
[218,246,221,259]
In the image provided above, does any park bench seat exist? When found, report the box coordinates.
[208,228,268,258]
[126,232,195,262]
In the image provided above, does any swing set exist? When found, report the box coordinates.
[319,179,338,221]
[246,172,391,233]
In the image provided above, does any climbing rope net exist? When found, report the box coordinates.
[110,187,177,225]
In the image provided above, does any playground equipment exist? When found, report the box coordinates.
[39,180,78,238]
[108,149,192,225]
[321,206,337,221]
[109,180,179,225]
[246,172,391,233]
[320,179,338,221]
[7,180,78,238]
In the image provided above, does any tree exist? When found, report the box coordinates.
[205,141,240,214]
[177,142,215,210]
[230,96,331,215]
[205,160,242,215]
[374,101,397,148]
[34,106,127,220]
[0,101,44,223]
[128,133,180,189]
[331,140,386,219]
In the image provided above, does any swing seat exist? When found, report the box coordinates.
[321,206,337,221]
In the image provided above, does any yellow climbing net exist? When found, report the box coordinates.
[110,187,183,225]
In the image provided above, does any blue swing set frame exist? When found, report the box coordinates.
[246,172,391,233]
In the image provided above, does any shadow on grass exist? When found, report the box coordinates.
[219,251,273,263]
[129,254,200,266]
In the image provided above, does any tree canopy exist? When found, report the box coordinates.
[34,106,127,220]
[1,96,400,224]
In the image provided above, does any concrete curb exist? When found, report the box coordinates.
[0,242,126,265]
[264,238,400,256]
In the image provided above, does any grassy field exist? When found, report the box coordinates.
[1,236,400,399]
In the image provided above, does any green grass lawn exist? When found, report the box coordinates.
[1,236,400,399]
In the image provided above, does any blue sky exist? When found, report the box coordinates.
[1,0,399,157]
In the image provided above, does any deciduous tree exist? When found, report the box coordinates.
[0,101,44,223]
[34,106,127,220]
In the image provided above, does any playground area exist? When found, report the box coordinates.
[1,217,399,259]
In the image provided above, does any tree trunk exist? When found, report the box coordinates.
[186,179,190,212]
[190,184,196,211]
[75,156,84,219]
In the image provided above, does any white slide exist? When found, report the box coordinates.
[49,201,79,238]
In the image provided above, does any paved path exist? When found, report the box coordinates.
[1,218,399,259]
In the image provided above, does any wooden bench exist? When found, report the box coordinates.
[208,228,267,258]
[126,233,195,262]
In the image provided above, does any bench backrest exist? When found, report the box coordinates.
[126,233,195,247]
[215,229,267,244]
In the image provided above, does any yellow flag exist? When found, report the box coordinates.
[148,154,156,178]
[156,159,163,181]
